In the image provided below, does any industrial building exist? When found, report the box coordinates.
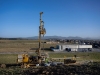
[52,44,92,52]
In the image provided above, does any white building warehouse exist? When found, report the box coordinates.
[52,44,92,52]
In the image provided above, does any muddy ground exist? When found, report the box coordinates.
[0,62,100,75]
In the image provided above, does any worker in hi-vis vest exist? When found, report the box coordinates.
[45,57,48,63]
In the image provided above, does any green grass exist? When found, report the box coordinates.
[89,52,100,60]
[0,52,100,64]
[0,54,17,64]
[49,52,100,61]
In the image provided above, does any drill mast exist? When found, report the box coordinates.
[37,12,46,57]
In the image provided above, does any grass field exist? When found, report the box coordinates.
[0,40,56,52]
[49,52,100,62]
[0,40,100,64]
[0,52,100,64]
[0,40,55,64]
[0,54,17,64]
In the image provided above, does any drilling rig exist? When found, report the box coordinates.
[36,12,46,56]
[17,12,47,68]
[35,12,46,64]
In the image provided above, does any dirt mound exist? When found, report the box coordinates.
[22,62,100,75]
[0,62,100,75]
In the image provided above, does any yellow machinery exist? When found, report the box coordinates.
[17,12,76,67]
[22,54,29,63]
[35,12,46,64]
[17,12,47,68]
[18,54,29,63]
[18,54,36,68]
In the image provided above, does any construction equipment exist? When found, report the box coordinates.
[0,12,76,68]
[36,12,46,56]
[17,12,47,68]
[36,12,47,64]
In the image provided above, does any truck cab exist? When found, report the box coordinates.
[50,45,62,51]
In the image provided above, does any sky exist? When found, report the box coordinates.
[0,0,100,38]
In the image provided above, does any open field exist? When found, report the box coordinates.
[0,40,100,75]
[0,40,100,63]
[0,54,17,64]
[0,52,100,64]
[49,52,100,63]
[0,53,100,75]
[0,40,56,52]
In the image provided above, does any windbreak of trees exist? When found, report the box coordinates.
[0,38,28,40]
